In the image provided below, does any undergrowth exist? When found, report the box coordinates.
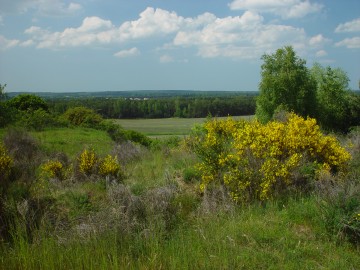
[0,120,359,269]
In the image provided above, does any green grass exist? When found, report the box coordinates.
[114,116,253,137]
[32,127,114,157]
[1,197,359,269]
[1,119,359,269]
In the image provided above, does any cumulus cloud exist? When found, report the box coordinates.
[335,37,360,49]
[228,0,323,19]
[174,11,308,58]
[114,47,140,58]
[17,7,326,59]
[309,34,330,46]
[24,16,114,48]
[118,7,184,40]
[0,35,20,50]
[335,18,360,33]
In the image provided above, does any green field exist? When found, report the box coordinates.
[114,116,253,137]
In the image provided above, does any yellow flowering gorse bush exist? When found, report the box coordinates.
[98,155,121,177]
[78,148,121,179]
[41,160,64,179]
[78,148,97,175]
[0,143,13,179]
[193,113,351,202]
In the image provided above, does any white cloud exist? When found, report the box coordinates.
[114,47,140,58]
[118,7,184,40]
[20,7,326,59]
[24,16,114,49]
[0,35,20,50]
[335,18,360,33]
[20,39,35,47]
[335,37,360,49]
[315,50,327,57]
[159,54,173,63]
[173,11,308,59]
[229,0,323,19]
[309,34,330,46]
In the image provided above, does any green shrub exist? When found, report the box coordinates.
[183,166,200,183]
[62,106,103,128]
[317,176,360,245]
[124,130,152,147]
[18,109,58,131]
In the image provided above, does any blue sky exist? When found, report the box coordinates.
[0,0,359,92]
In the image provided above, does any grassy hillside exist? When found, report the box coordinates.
[0,117,359,269]
[33,127,114,157]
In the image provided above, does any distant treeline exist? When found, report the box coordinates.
[8,90,258,99]
[47,95,256,119]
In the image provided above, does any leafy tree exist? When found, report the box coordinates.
[311,63,353,132]
[7,94,49,112]
[256,46,317,123]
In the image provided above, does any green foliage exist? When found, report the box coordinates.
[62,106,103,128]
[317,177,360,245]
[182,166,200,183]
[311,63,352,132]
[18,108,58,131]
[256,46,317,123]
[124,129,152,147]
[7,94,49,112]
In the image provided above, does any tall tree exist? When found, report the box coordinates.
[256,46,317,123]
[311,63,351,132]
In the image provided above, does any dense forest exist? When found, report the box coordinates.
[46,95,257,119]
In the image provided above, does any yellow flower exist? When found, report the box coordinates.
[98,155,121,177]
[78,148,97,175]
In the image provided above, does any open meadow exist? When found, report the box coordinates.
[114,115,253,137]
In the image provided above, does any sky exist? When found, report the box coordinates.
[0,0,359,93]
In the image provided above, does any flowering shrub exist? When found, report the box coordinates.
[78,148,97,175]
[191,113,351,202]
[98,155,121,177]
[40,160,64,180]
[0,143,13,180]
